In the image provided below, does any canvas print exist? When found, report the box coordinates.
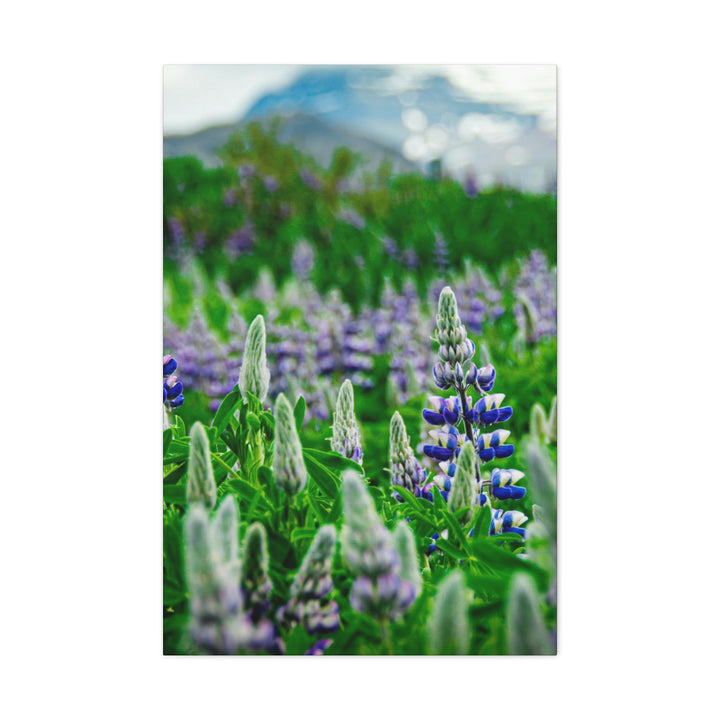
[163,65,557,655]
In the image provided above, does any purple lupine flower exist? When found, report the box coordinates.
[224,188,238,207]
[300,169,322,191]
[263,175,279,193]
[276,525,339,635]
[226,220,256,259]
[338,207,365,230]
[513,250,557,343]
[305,639,333,655]
[433,233,450,276]
[341,471,418,622]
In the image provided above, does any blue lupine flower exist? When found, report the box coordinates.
[163,354,184,410]
[476,429,514,462]
[491,468,527,500]
[473,393,513,426]
[489,509,529,538]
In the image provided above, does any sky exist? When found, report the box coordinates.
[163,64,556,136]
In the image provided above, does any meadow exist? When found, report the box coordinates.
[163,124,557,655]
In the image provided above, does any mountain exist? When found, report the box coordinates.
[164,66,556,191]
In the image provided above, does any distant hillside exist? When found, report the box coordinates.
[163,113,414,172]
[164,66,556,191]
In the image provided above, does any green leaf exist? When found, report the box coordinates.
[246,412,261,432]
[163,428,173,457]
[163,462,187,486]
[211,385,242,433]
[163,484,187,507]
[293,394,306,428]
[303,448,363,475]
[434,537,465,560]
[303,451,340,499]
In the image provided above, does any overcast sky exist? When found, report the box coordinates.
[163,64,556,136]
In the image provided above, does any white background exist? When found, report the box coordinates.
[1,2,718,718]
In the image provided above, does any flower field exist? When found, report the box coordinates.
[163,125,557,655]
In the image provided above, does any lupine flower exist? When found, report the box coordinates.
[305,638,333,655]
[427,570,470,655]
[273,392,307,496]
[277,525,339,635]
[490,468,527,500]
[513,250,557,343]
[435,287,475,367]
[341,470,416,620]
[489,509,529,538]
[338,207,365,230]
[423,286,526,516]
[389,412,429,500]
[300,169,322,191]
[238,315,270,404]
[330,379,363,465]
[263,175,279,193]
[291,240,315,282]
[433,232,450,277]
[226,221,256,259]
[392,523,423,600]
[448,442,476,523]
[184,497,277,654]
[163,354,184,404]
[187,422,217,509]
[240,523,273,623]
[507,573,554,655]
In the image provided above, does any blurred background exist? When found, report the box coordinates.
[164,65,556,193]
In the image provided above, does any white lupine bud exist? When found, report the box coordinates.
[427,570,470,655]
[273,392,307,496]
[187,422,217,508]
[448,441,476,523]
[238,314,271,403]
[507,573,554,655]
[392,522,423,601]
[530,403,548,443]
[435,287,474,366]
[210,495,240,583]
[330,379,363,465]
[547,396,557,443]
[241,523,272,620]
[526,442,556,539]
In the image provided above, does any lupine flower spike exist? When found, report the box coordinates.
[187,422,217,508]
[422,286,527,519]
[240,523,273,623]
[389,412,429,500]
[341,470,416,620]
[277,525,340,634]
[238,315,270,404]
[507,573,554,655]
[427,570,470,655]
[392,523,423,600]
[548,396,558,444]
[330,379,363,464]
[184,497,276,654]
[273,393,308,496]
